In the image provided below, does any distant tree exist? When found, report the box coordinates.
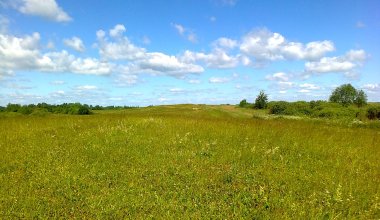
[354,89,367,107]
[329,84,360,107]
[254,91,268,109]
[239,99,248,107]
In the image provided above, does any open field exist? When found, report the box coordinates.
[1,105,379,218]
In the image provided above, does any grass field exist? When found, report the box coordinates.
[1,105,379,218]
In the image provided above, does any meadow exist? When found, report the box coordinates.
[0,105,379,218]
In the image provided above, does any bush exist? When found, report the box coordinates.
[268,101,289,115]
[78,105,91,115]
[239,99,248,107]
[367,107,380,120]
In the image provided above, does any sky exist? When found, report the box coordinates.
[0,0,379,106]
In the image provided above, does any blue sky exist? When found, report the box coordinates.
[0,0,379,106]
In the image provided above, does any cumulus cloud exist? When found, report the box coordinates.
[305,49,367,75]
[0,32,42,70]
[63,36,85,52]
[213,37,238,49]
[97,26,146,61]
[345,49,367,62]
[17,0,72,22]
[41,51,113,75]
[0,33,112,75]
[181,49,239,69]
[265,72,290,82]
[305,57,355,73]
[240,29,335,62]
[138,52,204,77]
[109,24,126,38]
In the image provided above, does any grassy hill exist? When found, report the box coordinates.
[1,105,379,218]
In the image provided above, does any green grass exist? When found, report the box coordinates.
[1,105,379,218]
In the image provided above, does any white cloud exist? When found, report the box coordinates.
[213,37,237,49]
[305,57,355,73]
[76,85,98,91]
[169,88,185,93]
[299,83,320,90]
[345,49,367,62]
[188,79,201,84]
[0,15,9,33]
[362,83,380,91]
[172,23,185,35]
[277,81,295,90]
[70,58,112,75]
[138,52,204,77]
[181,49,239,69]
[63,36,85,52]
[50,80,65,85]
[172,23,197,43]
[265,72,289,82]
[0,32,113,76]
[305,50,366,75]
[0,32,42,70]
[209,77,230,83]
[109,24,126,38]
[115,73,139,86]
[298,89,310,93]
[17,0,72,22]
[42,50,112,75]
[240,29,335,62]
[97,26,146,61]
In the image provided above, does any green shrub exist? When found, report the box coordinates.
[367,107,380,120]
[239,99,248,107]
[268,101,289,115]
[78,105,91,115]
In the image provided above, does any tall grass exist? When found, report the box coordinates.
[0,105,379,218]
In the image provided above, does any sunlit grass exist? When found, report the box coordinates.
[0,105,379,218]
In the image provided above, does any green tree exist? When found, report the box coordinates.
[254,91,268,109]
[329,84,357,106]
[329,84,368,107]
[354,89,367,107]
[239,99,248,107]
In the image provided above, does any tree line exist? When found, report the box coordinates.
[239,84,380,120]
[0,103,139,115]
